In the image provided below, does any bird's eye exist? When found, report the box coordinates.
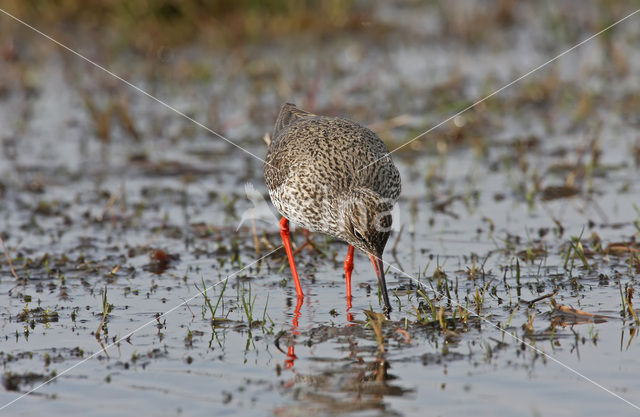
[353,228,364,241]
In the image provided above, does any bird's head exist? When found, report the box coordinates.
[340,187,395,314]
[341,187,394,257]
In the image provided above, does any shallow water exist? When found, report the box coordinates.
[1,1,640,416]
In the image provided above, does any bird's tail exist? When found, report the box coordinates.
[273,103,315,140]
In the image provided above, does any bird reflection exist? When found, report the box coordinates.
[274,296,410,415]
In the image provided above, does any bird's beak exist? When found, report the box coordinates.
[369,253,391,315]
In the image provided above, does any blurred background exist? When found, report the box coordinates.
[2,0,638,144]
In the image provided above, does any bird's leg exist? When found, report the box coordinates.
[279,217,304,297]
[343,245,354,305]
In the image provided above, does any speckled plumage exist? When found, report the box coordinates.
[264,103,401,258]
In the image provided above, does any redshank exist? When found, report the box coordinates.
[264,103,401,314]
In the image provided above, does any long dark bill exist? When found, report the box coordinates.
[369,254,391,315]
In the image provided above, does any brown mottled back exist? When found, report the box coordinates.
[264,103,401,257]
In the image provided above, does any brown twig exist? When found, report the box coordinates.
[95,285,109,340]
[0,236,19,280]
[395,327,411,343]
[292,232,327,257]
[98,192,118,221]
[523,289,558,307]
[364,310,386,353]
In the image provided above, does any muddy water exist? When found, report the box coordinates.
[1,1,640,416]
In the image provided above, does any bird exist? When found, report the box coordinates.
[264,103,401,314]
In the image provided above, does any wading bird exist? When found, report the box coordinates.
[264,103,401,314]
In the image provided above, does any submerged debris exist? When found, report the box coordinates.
[145,249,179,274]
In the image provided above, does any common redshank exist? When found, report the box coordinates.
[264,103,401,314]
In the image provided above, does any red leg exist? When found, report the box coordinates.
[280,217,303,297]
[344,246,355,320]
[344,245,354,301]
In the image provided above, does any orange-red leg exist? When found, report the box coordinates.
[344,245,354,321]
[344,245,354,302]
[280,217,303,297]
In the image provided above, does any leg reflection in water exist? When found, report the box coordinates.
[276,290,360,370]
[273,301,409,416]
[285,297,303,369]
